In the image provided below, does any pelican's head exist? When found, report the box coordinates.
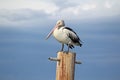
[46,20,65,40]
[56,20,65,27]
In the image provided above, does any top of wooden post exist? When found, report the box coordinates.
[48,51,82,64]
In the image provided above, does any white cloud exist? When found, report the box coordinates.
[104,1,112,8]
[0,0,59,14]
[49,0,120,20]
[0,0,120,26]
[81,3,97,11]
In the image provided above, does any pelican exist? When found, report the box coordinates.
[46,20,82,52]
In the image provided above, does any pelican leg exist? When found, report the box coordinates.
[61,44,64,51]
[67,44,70,53]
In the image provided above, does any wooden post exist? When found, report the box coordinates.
[56,52,76,80]
[48,51,81,80]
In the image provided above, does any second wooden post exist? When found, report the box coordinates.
[56,51,76,80]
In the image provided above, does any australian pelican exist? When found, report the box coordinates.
[46,20,82,52]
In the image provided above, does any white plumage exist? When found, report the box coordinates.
[46,20,82,52]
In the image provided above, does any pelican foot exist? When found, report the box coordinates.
[56,50,70,54]
[63,51,69,54]
[56,50,64,53]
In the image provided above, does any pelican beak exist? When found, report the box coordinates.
[46,25,57,40]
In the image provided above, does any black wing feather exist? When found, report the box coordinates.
[64,27,82,47]
[64,27,80,42]
[64,27,77,35]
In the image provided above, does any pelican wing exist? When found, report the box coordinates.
[63,27,80,42]
[63,27,82,47]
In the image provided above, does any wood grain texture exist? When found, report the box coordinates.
[56,52,76,80]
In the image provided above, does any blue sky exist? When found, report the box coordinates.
[0,0,120,80]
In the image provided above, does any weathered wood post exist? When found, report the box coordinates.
[49,51,81,80]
